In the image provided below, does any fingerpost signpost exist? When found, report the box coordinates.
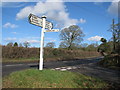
[28,13,59,70]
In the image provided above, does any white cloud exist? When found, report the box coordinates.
[4,37,17,42]
[11,32,17,34]
[87,36,102,41]
[1,0,40,2]
[79,18,86,24]
[0,2,2,7]
[50,40,56,42]
[3,36,56,44]
[30,37,40,39]
[1,2,26,7]
[1,0,115,2]
[27,40,40,44]
[3,22,18,28]
[45,37,56,42]
[16,6,33,20]
[19,37,40,44]
[107,0,119,16]
[16,0,86,28]
[94,2,104,5]
[22,37,56,44]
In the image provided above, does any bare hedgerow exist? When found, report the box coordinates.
[2,46,100,61]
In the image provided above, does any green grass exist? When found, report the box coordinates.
[3,69,108,88]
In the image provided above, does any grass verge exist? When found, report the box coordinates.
[2,58,39,63]
[98,55,120,70]
[3,69,108,88]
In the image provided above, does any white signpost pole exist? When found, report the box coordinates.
[39,15,46,70]
[28,14,59,70]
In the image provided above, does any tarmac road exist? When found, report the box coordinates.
[2,57,120,88]
[2,57,100,77]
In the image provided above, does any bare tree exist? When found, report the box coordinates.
[19,43,23,47]
[6,42,13,47]
[109,19,120,53]
[45,42,55,48]
[60,25,84,49]
[23,41,30,48]
[59,41,69,48]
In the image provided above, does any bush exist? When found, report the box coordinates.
[98,55,120,69]
[2,46,39,59]
[2,46,101,61]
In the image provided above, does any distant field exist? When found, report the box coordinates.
[3,69,108,88]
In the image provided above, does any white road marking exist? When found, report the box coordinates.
[66,67,72,70]
[4,63,38,67]
[5,64,23,67]
[60,69,67,71]
[27,64,38,65]
[55,68,61,70]
[63,61,67,62]
[51,66,78,71]
[72,66,77,69]
[61,67,66,69]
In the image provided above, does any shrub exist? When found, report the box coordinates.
[2,46,101,61]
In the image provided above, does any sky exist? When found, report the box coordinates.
[1,0,119,48]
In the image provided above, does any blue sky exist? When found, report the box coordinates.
[1,1,119,47]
